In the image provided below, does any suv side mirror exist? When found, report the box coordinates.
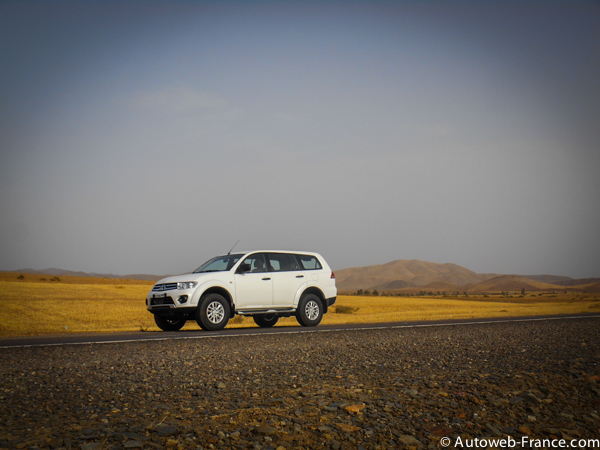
[237,263,251,274]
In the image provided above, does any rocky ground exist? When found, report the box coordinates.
[0,318,599,450]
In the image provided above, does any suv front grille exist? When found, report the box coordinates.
[150,297,175,306]
[152,283,178,292]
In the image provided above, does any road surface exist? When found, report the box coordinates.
[1,312,598,348]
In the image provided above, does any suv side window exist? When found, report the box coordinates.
[240,253,267,273]
[288,254,301,271]
[295,254,322,270]
[266,253,293,272]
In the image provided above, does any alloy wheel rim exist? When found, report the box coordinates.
[305,300,319,320]
[207,301,225,324]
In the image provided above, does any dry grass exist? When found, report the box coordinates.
[319,294,599,324]
[0,280,157,335]
[0,272,598,337]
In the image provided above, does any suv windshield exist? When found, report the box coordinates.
[193,254,243,273]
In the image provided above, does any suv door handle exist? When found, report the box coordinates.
[296,275,304,278]
[262,277,271,281]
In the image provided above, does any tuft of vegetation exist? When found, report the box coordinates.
[17,274,24,280]
[50,276,61,282]
[334,305,359,314]
[230,315,245,324]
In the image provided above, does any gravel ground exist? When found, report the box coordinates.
[0,318,599,450]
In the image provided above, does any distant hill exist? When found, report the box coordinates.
[335,259,496,292]
[335,259,599,294]
[421,281,461,290]
[552,277,600,287]
[465,275,565,293]
[524,275,574,284]
[11,268,164,282]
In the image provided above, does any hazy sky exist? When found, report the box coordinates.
[1,1,599,278]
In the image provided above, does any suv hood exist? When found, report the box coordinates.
[154,272,225,285]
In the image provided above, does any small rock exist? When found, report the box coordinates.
[520,391,542,403]
[519,426,531,435]
[81,444,101,450]
[345,404,365,414]
[217,382,226,389]
[256,423,278,436]
[124,441,143,449]
[485,423,502,437]
[155,423,177,437]
[336,423,361,432]
[329,402,348,409]
[490,398,510,408]
[398,435,423,447]
[502,426,517,435]
[426,426,454,437]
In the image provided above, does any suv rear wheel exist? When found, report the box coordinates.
[296,294,323,327]
[253,314,279,328]
[154,315,186,331]
[196,293,230,331]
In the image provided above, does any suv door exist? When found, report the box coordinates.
[296,253,323,281]
[234,253,273,309]
[267,253,307,308]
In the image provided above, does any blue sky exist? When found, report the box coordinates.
[1,1,599,278]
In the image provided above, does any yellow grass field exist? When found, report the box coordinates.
[0,272,598,336]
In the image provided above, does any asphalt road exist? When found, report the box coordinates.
[1,312,599,348]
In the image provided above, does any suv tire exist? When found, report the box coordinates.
[296,294,323,327]
[253,314,279,328]
[196,293,230,331]
[154,315,186,332]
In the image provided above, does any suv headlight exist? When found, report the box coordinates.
[177,282,198,290]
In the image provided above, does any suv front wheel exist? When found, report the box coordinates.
[296,294,323,327]
[196,293,230,331]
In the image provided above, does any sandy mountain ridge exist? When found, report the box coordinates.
[335,259,492,291]
[334,259,600,293]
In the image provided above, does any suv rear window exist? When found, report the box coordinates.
[296,254,322,270]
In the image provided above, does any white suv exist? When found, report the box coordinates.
[146,250,337,331]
